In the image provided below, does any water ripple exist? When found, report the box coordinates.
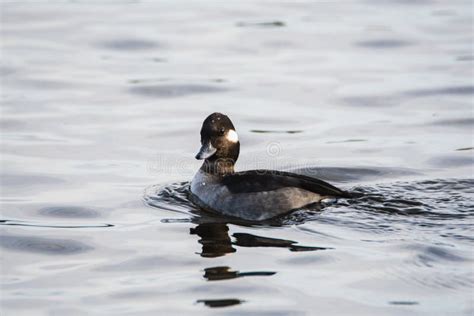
[129,84,228,98]
[356,39,413,48]
[0,219,113,229]
[145,178,474,244]
[100,39,159,51]
[0,235,93,255]
[38,206,100,218]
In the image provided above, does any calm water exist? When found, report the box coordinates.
[1,1,474,315]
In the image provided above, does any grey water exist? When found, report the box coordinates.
[1,1,473,315]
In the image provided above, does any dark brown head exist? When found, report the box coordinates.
[195,113,240,172]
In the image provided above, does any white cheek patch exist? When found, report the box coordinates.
[226,129,239,143]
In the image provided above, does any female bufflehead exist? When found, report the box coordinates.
[190,113,351,221]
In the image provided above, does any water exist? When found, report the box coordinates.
[1,1,473,315]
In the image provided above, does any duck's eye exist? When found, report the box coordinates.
[219,128,225,135]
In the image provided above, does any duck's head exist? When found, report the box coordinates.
[195,113,240,168]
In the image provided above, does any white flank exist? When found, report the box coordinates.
[226,129,239,143]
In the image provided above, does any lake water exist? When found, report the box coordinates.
[1,1,473,315]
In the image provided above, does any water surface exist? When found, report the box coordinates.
[1,1,473,315]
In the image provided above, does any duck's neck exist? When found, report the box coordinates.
[200,158,235,176]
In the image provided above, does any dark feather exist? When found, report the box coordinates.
[222,170,352,198]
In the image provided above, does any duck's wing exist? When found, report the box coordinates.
[221,170,352,198]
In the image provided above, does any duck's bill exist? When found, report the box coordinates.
[195,142,217,160]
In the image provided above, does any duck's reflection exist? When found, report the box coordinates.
[190,222,329,258]
[190,223,236,258]
[203,266,276,281]
[188,220,330,309]
[233,232,330,252]
[195,265,274,309]
[196,298,243,308]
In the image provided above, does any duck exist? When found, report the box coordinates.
[189,112,352,221]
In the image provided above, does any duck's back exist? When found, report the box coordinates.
[190,169,349,221]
